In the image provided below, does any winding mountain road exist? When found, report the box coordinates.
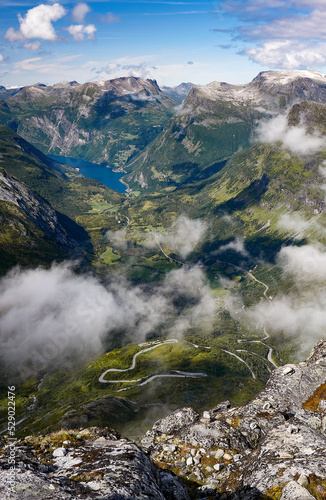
[98,339,207,391]
[221,349,256,379]
[99,339,179,383]
[247,271,272,302]
[236,349,272,373]
[116,371,207,392]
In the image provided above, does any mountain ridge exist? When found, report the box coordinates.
[123,69,326,191]
[1,76,177,167]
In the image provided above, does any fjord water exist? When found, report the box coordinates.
[48,155,126,193]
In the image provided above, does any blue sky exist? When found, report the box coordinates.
[1,0,326,87]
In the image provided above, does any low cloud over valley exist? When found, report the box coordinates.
[0,261,215,376]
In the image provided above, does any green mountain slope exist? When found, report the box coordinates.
[0,125,126,273]
[1,73,326,442]
[121,99,326,296]
[3,77,177,168]
[0,167,71,274]
[124,70,326,191]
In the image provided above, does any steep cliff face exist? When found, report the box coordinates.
[0,166,74,274]
[1,341,325,499]
[2,76,177,167]
[0,168,69,247]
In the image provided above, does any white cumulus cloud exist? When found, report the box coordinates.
[215,237,249,257]
[229,242,326,354]
[24,41,41,51]
[5,3,66,42]
[246,40,326,69]
[154,216,208,259]
[277,244,326,282]
[72,3,90,23]
[67,24,96,41]
[255,113,326,155]
[219,0,326,70]
[102,12,121,23]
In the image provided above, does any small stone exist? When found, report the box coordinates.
[203,411,211,419]
[213,463,224,471]
[194,455,201,465]
[79,429,92,437]
[233,454,242,462]
[197,485,216,495]
[175,461,184,467]
[298,474,309,486]
[263,402,272,410]
[282,365,295,375]
[200,418,211,424]
[207,479,219,487]
[199,448,206,454]
[163,444,176,452]
[317,485,325,492]
[215,449,224,459]
[206,465,214,473]
[280,480,315,499]
[62,440,70,445]
[287,424,299,434]
[48,485,55,491]
[93,437,107,447]
[88,481,103,491]
[250,422,259,430]
[186,457,193,466]
[322,416,326,433]
[52,447,67,457]
[223,453,233,461]
[190,448,197,456]
[194,470,205,481]
[278,452,293,459]
[318,399,326,412]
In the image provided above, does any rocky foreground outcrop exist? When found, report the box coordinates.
[1,341,325,499]
[0,427,190,500]
[142,340,326,499]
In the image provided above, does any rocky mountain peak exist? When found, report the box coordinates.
[252,69,326,86]
[93,76,161,96]
[52,81,80,89]
[162,82,195,103]
[184,69,326,110]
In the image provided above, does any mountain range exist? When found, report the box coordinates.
[0,69,326,499]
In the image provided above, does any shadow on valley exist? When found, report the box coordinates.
[215,174,269,215]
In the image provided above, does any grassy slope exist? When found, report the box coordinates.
[123,91,264,191]
[0,329,292,439]
[1,103,325,438]
[0,125,127,272]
